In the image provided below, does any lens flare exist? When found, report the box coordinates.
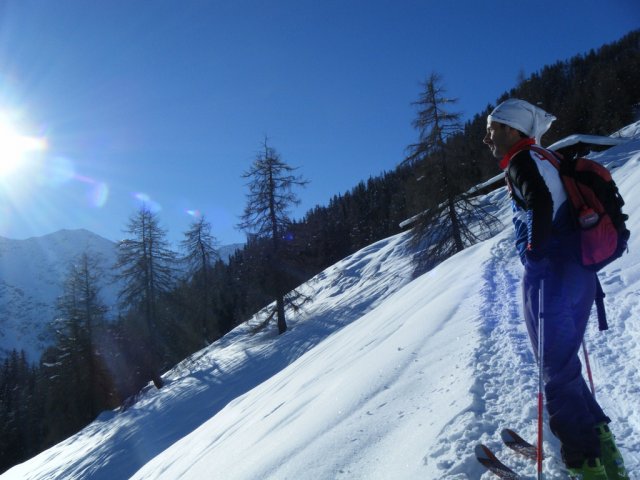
[134,192,151,203]
[90,182,109,207]
[133,192,162,212]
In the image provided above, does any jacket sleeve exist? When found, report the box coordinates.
[507,150,554,258]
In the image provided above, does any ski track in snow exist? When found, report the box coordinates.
[430,228,640,479]
[425,232,567,479]
[471,235,568,479]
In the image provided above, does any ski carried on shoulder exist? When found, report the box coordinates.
[475,444,521,479]
[500,428,538,462]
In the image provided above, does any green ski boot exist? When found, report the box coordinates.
[595,422,630,480]
[567,457,609,479]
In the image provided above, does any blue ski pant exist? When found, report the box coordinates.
[522,259,609,463]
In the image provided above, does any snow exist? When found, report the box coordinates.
[547,134,629,152]
[3,125,640,479]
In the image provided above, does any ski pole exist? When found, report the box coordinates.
[537,278,545,480]
[582,339,596,398]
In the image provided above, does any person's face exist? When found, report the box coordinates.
[483,121,520,159]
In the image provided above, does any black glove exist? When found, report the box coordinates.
[524,251,550,281]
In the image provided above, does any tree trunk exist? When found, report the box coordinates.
[448,195,464,252]
[276,296,287,334]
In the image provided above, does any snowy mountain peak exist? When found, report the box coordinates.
[0,229,119,360]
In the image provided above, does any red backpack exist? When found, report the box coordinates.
[527,145,630,272]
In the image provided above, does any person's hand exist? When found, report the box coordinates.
[524,251,550,281]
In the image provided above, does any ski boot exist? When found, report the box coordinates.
[595,422,630,480]
[566,457,609,479]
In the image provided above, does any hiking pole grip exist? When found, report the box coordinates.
[537,278,545,480]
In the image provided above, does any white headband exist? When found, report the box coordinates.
[487,99,556,144]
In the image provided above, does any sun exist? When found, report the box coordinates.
[0,115,47,177]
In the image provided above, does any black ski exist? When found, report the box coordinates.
[475,444,521,479]
[501,428,538,462]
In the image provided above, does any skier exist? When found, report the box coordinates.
[483,98,629,479]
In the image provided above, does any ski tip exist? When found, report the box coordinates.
[501,428,528,444]
[475,443,503,464]
[475,443,492,459]
[474,443,522,479]
[500,428,539,461]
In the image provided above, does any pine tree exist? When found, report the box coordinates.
[238,139,309,334]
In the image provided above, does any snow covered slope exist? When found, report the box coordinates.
[4,129,640,479]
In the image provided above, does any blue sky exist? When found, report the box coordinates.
[0,1,637,247]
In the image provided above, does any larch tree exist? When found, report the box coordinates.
[114,205,177,388]
[238,139,309,334]
[404,73,501,275]
[181,215,220,344]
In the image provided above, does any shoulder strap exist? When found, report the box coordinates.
[595,276,609,331]
[527,145,563,170]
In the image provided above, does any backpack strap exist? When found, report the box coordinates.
[528,145,562,169]
[595,276,609,331]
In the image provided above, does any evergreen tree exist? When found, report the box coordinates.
[180,216,220,344]
[0,350,40,473]
[238,139,309,334]
[40,252,116,447]
[114,205,177,387]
